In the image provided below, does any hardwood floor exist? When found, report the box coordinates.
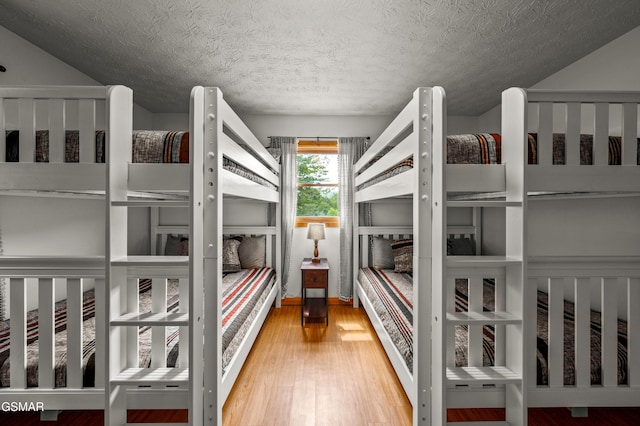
[223,305,412,425]
[1,305,639,425]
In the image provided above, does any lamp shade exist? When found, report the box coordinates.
[306,223,326,241]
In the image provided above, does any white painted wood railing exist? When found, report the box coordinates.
[0,86,108,164]
[0,256,104,390]
[527,257,640,398]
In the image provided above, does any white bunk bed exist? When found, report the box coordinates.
[149,216,281,407]
[353,87,640,425]
[0,85,281,424]
[0,86,121,420]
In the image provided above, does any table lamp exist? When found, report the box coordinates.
[306,223,326,263]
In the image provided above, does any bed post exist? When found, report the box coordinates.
[502,87,528,425]
[426,87,447,425]
[105,85,133,426]
[201,87,223,426]
[414,87,439,424]
[189,86,206,425]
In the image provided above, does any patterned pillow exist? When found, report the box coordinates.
[371,237,394,270]
[223,239,242,273]
[391,239,413,273]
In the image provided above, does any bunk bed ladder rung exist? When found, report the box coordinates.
[435,87,527,425]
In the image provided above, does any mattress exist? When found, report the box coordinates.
[4,130,278,190]
[0,268,276,387]
[357,267,414,373]
[356,133,640,190]
[221,267,276,375]
[358,268,629,385]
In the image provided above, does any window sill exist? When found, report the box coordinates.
[295,216,339,228]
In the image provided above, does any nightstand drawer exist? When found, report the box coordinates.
[303,270,327,287]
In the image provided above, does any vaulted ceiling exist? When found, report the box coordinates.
[1,0,640,116]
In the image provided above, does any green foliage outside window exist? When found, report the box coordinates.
[297,154,338,217]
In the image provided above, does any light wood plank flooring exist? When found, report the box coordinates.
[223,304,412,425]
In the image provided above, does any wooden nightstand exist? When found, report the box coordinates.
[300,258,329,326]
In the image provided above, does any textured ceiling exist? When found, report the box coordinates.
[1,0,640,116]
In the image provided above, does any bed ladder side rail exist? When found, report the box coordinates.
[414,87,440,425]
[201,87,223,426]
[502,87,528,426]
[437,88,527,425]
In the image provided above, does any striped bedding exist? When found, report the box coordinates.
[359,270,628,385]
[0,268,275,387]
[5,130,278,189]
[356,133,640,190]
[221,267,276,374]
[455,279,629,385]
[357,267,413,373]
[0,279,179,388]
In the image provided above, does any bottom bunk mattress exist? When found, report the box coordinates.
[0,268,276,387]
[357,268,629,386]
[221,267,276,375]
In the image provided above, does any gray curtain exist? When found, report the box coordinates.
[269,137,297,297]
[338,137,368,302]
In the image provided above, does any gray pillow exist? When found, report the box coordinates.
[223,239,242,273]
[238,236,266,269]
[371,237,394,270]
[447,237,476,256]
[164,234,188,256]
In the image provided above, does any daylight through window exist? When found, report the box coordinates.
[296,140,339,227]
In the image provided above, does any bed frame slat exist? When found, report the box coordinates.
[494,275,506,366]
[593,103,609,166]
[9,278,27,388]
[622,103,638,166]
[179,278,189,368]
[548,278,564,388]
[601,278,618,387]
[151,278,168,368]
[67,278,83,389]
[629,278,640,387]
[127,277,138,368]
[446,277,456,368]
[468,276,483,368]
[18,98,35,163]
[94,278,105,388]
[537,102,553,166]
[49,98,66,163]
[574,278,590,388]
[565,102,581,166]
[38,278,56,389]
[79,99,96,163]
[527,277,538,389]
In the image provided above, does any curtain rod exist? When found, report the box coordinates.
[268,136,370,140]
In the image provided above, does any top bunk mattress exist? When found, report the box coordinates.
[356,133,640,191]
[4,130,278,191]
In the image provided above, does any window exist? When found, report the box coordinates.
[296,140,339,228]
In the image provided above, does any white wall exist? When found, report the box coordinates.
[479,25,640,131]
[0,24,154,257]
[477,25,640,257]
